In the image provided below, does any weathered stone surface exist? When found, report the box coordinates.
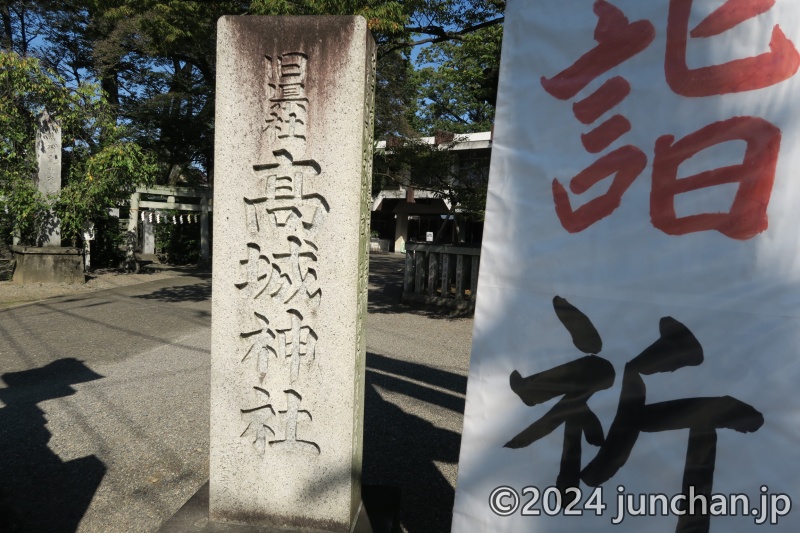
[35,111,61,247]
[143,217,155,254]
[11,246,84,284]
[211,16,375,531]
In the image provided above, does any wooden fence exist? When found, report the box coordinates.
[402,243,480,312]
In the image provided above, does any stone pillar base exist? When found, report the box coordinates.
[11,246,84,284]
[158,482,400,533]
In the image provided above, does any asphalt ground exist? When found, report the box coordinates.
[0,254,473,533]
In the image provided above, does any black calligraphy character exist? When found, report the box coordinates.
[581,317,764,533]
[505,296,614,504]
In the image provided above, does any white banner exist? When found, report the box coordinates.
[453,1,800,532]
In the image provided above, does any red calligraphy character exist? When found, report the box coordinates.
[573,77,631,125]
[666,0,800,97]
[553,146,647,233]
[541,0,655,101]
[691,0,775,37]
[650,116,781,239]
[581,115,632,153]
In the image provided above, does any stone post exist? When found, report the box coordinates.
[394,212,409,253]
[200,196,210,262]
[35,111,61,247]
[142,216,155,254]
[211,16,376,531]
[11,112,83,284]
[126,192,139,262]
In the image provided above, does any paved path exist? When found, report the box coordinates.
[0,254,473,533]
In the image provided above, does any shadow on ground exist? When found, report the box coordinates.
[0,358,106,533]
[133,278,212,303]
[362,352,467,533]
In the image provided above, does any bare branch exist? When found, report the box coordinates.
[380,16,504,57]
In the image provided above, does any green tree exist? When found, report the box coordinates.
[372,23,502,240]
[414,24,502,134]
[373,134,489,241]
[250,0,504,56]
[0,50,156,246]
[0,51,62,241]
[32,1,245,187]
[11,0,504,219]
[56,136,158,246]
[97,1,253,185]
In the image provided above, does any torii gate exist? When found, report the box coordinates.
[127,186,213,264]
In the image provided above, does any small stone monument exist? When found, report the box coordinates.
[11,111,83,284]
[142,216,155,255]
[210,16,375,531]
[35,110,61,247]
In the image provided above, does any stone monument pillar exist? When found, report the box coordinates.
[126,192,139,263]
[143,216,155,255]
[211,16,375,531]
[11,112,83,284]
[200,196,210,262]
[35,111,61,247]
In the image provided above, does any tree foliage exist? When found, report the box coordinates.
[414,24,502,134]
[250,0,504,54]
[374,136,489,221]
[0,50,156,245]
[32,1,246,187]
[373,23,501,232]
[2,0,504,245]
[57,140,157,244]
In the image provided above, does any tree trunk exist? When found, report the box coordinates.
[1,5,14,52]
[168,163,185,187]
[100,68,119,108]
[18,3,26,56]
